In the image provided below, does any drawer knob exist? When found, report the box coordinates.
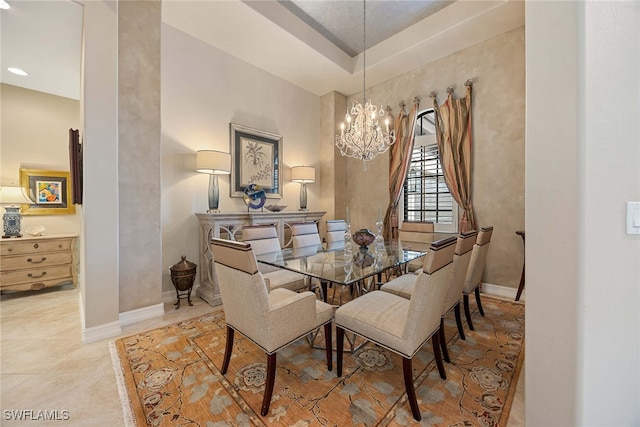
[27,272,47,279]
[31,283,45,291]
[33,243,39,249]
[27,257,47,264]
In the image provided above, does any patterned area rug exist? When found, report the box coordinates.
[111,295,524,426]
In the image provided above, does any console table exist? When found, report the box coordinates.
[195,211,326,306]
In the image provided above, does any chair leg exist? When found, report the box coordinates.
[402,357,421,421]
[431,329,446,380]
[454,303,466,340]
[336,326,344,377]
[261,353,277,416]
[321,281,328,303]
[475,287,485,317]
[324,323,333,372]
[439,318,450,363]
[464,294,475,331]
[221,326,234,374]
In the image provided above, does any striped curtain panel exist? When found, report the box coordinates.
[383,100,419,241]
[433,83,477,232]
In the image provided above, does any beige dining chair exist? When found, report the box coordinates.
[398,221,434,273]
[211,238,333,416]
[334,236,457,421]
[463,226,494,330]
[241,224,309,292]
[325,219,347,251]
[381,231,477,363]
[290,222,322,248]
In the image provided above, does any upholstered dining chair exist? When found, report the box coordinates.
[290,222,322,249]
[398,221,434,273]
[334,236,457,421]
[241,224,309,292]
[211,238,333,416]
[381,230,477,363]
[462,226,494,331]
[325,219,347,251]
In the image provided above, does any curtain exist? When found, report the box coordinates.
[383,100,419,241]
[432,82,476,232]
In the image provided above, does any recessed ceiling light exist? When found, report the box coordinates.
[0,0,10,10]
[7,67,28,76]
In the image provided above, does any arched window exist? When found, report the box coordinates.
[401,109,458,232]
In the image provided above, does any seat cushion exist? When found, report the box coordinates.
[335,291,417,357]
[380,274,417,300]
[264,269,308,292]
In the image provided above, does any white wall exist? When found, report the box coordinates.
[579,1,639,423]
[526,1,640,425]
[160,24,321,294]
[78,0,120,339]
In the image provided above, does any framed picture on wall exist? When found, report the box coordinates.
[19,169,75,215]
[229,123,282,199]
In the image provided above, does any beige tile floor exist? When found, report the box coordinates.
[1,285,524,426]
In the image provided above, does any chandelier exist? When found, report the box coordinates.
[335,0,396,170]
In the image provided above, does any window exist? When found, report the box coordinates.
[402,109,458,232]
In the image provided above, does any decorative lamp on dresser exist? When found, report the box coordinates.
[0,234,78,293]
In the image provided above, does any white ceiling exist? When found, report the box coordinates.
[0,0,524,100]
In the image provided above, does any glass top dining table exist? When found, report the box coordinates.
[255,242,427,303]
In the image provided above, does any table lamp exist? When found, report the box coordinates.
[0,186,35,238]
[196,150,231,213]
[291,166,315,211]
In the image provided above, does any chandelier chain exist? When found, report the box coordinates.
[335,0,396,170]
[362,0,366,102]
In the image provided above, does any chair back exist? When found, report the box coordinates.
[211,239,270,340]
[291,222,322,248]
[442,230,477,314]
[464,226,494,293]
[241,224,281,255]
[399,221,434,242]
[403,236,456,346]
[325,220,346,250]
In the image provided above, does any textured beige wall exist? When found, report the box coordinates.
[328,27,525,290]
[118,0,162,311]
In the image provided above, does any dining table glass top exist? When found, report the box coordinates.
[254,242,427,286]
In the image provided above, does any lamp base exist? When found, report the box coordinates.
[3,206,23,239]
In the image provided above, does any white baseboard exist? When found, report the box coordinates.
[481,282,523,301]
[82,320,122,344]
[119,303,165,327]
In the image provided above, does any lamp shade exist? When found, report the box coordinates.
[291,166,315,183]
[196,150,231,175]
[0,186,34,205]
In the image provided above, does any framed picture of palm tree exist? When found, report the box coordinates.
[229,123,282,199]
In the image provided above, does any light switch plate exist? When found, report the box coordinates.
[627,201,640,235]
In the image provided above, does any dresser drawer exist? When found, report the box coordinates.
[0,265,73,287]
[0,277,75,292]
[1,238,72,256]
[1,252,72,272]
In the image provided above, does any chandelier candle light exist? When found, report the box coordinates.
[291,166,315,211]
[196,150,231,213]
[335,0,396,170]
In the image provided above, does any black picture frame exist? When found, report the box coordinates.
[229,123,282,198]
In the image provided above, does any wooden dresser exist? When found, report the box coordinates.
[0,234,78,292]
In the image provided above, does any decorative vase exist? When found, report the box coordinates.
[169,256,197,309]
[352,228,375,250]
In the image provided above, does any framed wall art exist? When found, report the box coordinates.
[229,123,282,199]
[19,169,75,215]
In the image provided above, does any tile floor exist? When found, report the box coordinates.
[0,285,524,426]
